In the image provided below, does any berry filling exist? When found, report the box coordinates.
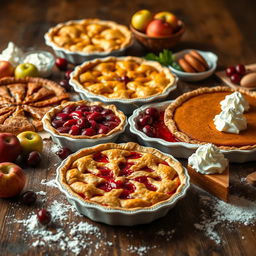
[93,152,109,163]
[97,166,113,180]
[52,104,121,136]
[134,176,157,191]
[126,152,142,159]
[119,162,134,176]
[136,108,178,142]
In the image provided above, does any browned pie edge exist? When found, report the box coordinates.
[59,142,187,211]
[43,100,127,139]
[164,86,256,150]
[71,56,176,100]
[45,18,132,54]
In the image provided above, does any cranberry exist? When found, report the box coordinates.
[75,105,90,112]
[27,151,41,167]
[64,69,73,80]
[56,147,72,159]
[20,191,37,205]
[87,112,104,122]
[101,109,113,115]
[145,107,159,120]
[55,58,68,71]
[51,119,64,128]
[230,73,241,84]
[142,125,156,137]
[37,209,51,226]
[235,64,246,76]
[89,120,98,130]
[57,126,70,133]
[90,105,103,113]
[82,128,96,136]
[105,114,117,122]
[63,119,77,127]
[56,113,70,121]
[137,115,153,127]
[98,125,110,134]
[69,111,83,119]
[225,66,236,77]
[69,125,81,135]
[62,105,76,114]
[59,80,71,91]
[77,117,89,129]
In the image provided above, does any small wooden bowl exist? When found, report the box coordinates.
[130,20,185,52]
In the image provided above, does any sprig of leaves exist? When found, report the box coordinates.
[145,49,182,71]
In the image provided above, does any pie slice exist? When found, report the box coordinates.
[187,165,229,202]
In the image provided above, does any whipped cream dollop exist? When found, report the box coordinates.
[0,42,23,66]
[188,144,228,174]
[214,107,247,134]
[220,91,249,113]
[23,51,54,77]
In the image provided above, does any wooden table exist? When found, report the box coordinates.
[0,0,255,255]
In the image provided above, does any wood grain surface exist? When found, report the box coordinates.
[0,0,256,256]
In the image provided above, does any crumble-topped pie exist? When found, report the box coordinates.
[43,100,126,139]
[45,19,132,54]
[71,56,175,99]
[0,77,69,134]
[59,142,187,210]
[164,86,256,150]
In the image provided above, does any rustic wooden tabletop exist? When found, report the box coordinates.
[0,0,256,255]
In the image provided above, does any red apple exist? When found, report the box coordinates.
[131,9,153,32]
[146,19,173,37]
[0,133,22,163]
[154,11,178,29]
[0,60,14,78]
[0,162,26,198]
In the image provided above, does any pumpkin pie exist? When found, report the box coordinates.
[0,77,69,134]
[164,86,256,150]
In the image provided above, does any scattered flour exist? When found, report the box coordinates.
[41,178,58,188]
[194,194,256,244]
[127,245,157,256]
[36,191,47,196]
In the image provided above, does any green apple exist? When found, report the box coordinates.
[15,63,39,78]
[131,9,153,32]
[17,131,43,156]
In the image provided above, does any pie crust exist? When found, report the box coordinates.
[43,100,126,139]
[71,56,176,100]
[59,142,187,210]
[0,77,69,134]
[164,86,256,150]
[45,19,132,54]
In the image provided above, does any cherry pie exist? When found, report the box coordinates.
[45,19,132,54]
[0,77,69,134]
[71,56,175,99]
[59,142,186,210]
[43,100,126,139]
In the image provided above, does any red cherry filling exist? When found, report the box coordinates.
[140,167,154,172]
[126,152,142,159]
[51,104,121,136]
[119,162,134,176]
[137,108,178,142]
[119,182,135,199]
[97,166,113,180]
[134,176,157,191]
[93,152,109,163]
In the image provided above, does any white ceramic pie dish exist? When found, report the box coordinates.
[128,100,256,163]
[42,101,127,152]
[55,144,190,226]
[168,49,218,82]
[44,19,133,64]
[69,57,178,114]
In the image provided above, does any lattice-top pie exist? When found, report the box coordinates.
[59,142,186,210]
[45,19,132,54]
[0,77,69,134]
[71,56,175,99]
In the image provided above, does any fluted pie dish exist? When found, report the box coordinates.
[70,56,177,114]
[45,19,133,64]
[42,100,127,151]
[56,142,189,225]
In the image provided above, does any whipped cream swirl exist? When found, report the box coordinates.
[214,107,247,134]
[0,42,23,66]
[220,91,249,113]
[188,144,228,174]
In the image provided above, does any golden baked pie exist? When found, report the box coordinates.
[59,142,187,210]
[43,100,126,139]
[71,56,176,99]
[0,77,69,134]
[164,86,256,150]
[45,19,132,54]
